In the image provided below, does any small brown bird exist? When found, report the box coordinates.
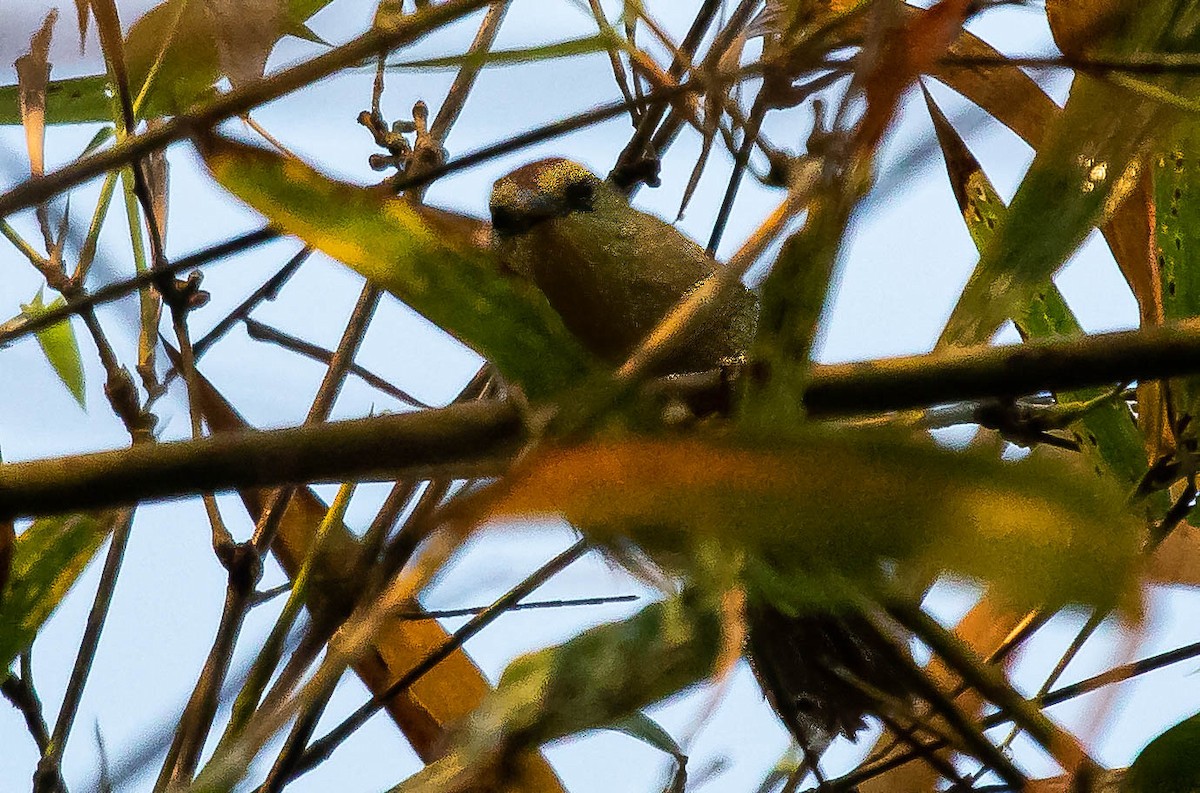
[489,158,758,374]
[489,158,914,756]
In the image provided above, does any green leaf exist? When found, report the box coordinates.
[489,595,721,746]
[0,512,112,677]
[937,4,1189,348]
[390,592,721,793]
[460,429,1142,615]
[21,289,86,408]
[747,181,853,426]
[924,85,1157,504]
[607,713,687,792]
[199,136,597,400]
[387,34,616,71]
[1153,119,1200,427]
[0,0,338,124]
[0,74,111,126]
[753,745,804,793]
[1124,711,1200,792]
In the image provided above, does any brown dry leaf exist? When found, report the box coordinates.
[143,126,169,240]
[73,0,90,50]
[188,361,563,789]
[855,0,973,151]
[1147,523,1200,586]
[15,10,57,179]
[202,0,289,88]
[929,27,1058,150]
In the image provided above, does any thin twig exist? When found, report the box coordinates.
[428,1,510,143]
[154,246,312,397]
[2,668,50,754]
[0,226,280,348]
[34,509,135,793]
[0,0,497,218]
[883,601,1101,782]
[281,539,591,785]
[242,317,431,408]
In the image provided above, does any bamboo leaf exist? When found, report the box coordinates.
[924,85,1156,502]
[388,34,615,71]
[202,0,294,88]
[0,0,339,124]
[608,712,687,789]
[1124,711,1200,792]
[1153,120,1200,429]
[199,136,596,400]
[0,75,112,126]
[455,430,1142,615]
[0,512,112,676]
[14,10,57,178]
[392,592,722,793]
[937,3,1188,348]
[21,290,86,409]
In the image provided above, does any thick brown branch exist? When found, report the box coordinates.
[0,402,521,519]
[10,319,1200,518]
[804,318,1200,417]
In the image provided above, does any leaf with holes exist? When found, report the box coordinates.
[924,85,1156,506]
[1153,121,1200,433]
[937,1,1188,348]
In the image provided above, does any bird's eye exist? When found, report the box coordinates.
[490,204,527,236]
[564,178,595,212]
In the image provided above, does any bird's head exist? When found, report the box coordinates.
[489,158,602,238]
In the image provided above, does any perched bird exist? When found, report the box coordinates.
[489,158,758,375]
[489,157,913,755]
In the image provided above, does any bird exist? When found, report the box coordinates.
[489,158,758,375]
[488,157,915,757]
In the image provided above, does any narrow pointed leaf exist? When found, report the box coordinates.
[200,136,596,399]
[938,5,1186,348]
[21,291,86,408]
[1153,120,1200,427]
[393,592,721,793]
[0,74,112,126]
[0,512,112,676]
[938,78,1163,347]
[608,712,687,778]
[14,10,57,178]
[925,86,1155,502]
[388,34,614,71]
[1124,711,1200,792]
